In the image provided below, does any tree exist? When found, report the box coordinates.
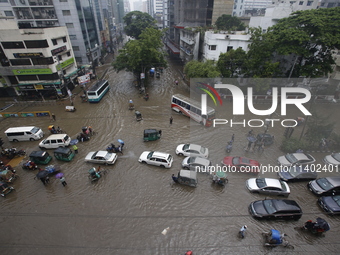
[112,27,167,76]
[216,48,247,77]
[184,60,221,79]
[215,14,246,31]
[266,7,340,78]
[123,11,156,39]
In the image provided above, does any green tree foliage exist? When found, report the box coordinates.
[216,48,247,77]
[280,137,307,153]
[215,14,246,31]
[184,60,221,79]
[112,28,167,75]
[123,11,156,39]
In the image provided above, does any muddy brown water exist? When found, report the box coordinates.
[1,61,340,254]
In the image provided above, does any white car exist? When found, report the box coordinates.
[246,178,290,197]
[181,156,212,172]
[175,144,209,158]
[277,152,315,167]
[138,151,173,168]
[85,151,118,165]
[39,134,71,149]
[323,153,340,167]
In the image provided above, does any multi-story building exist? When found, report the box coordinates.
[155,0,163,29]
[0,18,78,97]
[0,0,120,66]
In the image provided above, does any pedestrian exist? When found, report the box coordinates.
[45,176,50,184]
[88,126,93,135]
[60,176,67,187]
[172,174,179,183]
[175,80,178,85]
[159,130,162,136]
[170,116,173,125]
[73,144,78,154]
[40,177,46,185]
[118,145,123,155]
[119,140,125,149]
[231,134,235,142]
[51,113,56,121]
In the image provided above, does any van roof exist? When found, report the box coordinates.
[45,134,68,139]
[5,126,39,133]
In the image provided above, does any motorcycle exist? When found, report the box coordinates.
[144,94,149,101]
[22,160,38,170]
[1,148,26,159]
[226,141,233,153]
[262,229,294,249]
[295,218,330,236]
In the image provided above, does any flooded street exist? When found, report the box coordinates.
[1,58,340,255]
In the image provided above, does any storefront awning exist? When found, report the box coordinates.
[165,41,180,54]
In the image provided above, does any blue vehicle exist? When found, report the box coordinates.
[87,80,109,103]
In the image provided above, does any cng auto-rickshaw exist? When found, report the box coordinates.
[135,111,143,121]
[143,129,161,142]
[0,169,17,183]
[29,151,52,165]
[177,170,198,187]
[54,147,75,162]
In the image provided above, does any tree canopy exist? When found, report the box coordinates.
[215,14,246,31]
[123,11,156,39]
[217,48,247,78]
[112,27,167,75]
[184,60,221,79]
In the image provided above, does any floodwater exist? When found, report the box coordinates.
[1,59,340,255]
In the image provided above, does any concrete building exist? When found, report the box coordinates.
[0,0,121,66]
[0,18,78,97]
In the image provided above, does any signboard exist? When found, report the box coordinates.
[34,84,43,90]
[57,89,62,95]
[141,73,145,79]
[13,52,43,58]
[57,57,75,70]
[13,69,53,75]
[51,45,67,56]
[77,74,90,85]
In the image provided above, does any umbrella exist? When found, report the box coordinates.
[70,139,79,145]
[36,170,49,179]
[247,136,257,143]
[118,139,124,144]
[316,217,330,231]
[55,172,64,179]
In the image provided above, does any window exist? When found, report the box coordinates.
[63,37,67,42]
[9,59,31,66]
[208,45,216,50]
[69,35,77,40]
[299,1,303,5]
[227,46,233,52]
[72,46,80,51]
[32,57,54,65]
[60,0,67,2]
[1,41,25,49]
[4,11,13,16]
[307,1,313,5]
[328,2,335,7]
[0,0,8,2]
[58,55,62,61]
[24,40,49,48]
[75,57,82,63]
[38,73,59,80]
[234,4,237,9]
[52,39,57,46]
[17,75,38,81]
[67,52,71,57]
[66,23,74,28]
[62,10,71,16]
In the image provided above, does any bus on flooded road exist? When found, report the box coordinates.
[87,80,109,103]
[171,94,215,127]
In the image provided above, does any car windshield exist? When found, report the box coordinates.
[200,147,206,154]
[147,152,154,159]
[64,135,69,141]
[104,153,112,160]
[332,195,340,206]
[287,166,302,177]
[256,178,267,188]
[316,178,334,190]
[332,153,340,162]
[31,127,40,134]
[187,157,193,164]
[167,155,172,162]
[232,157,240,165]
[279,180,287,191]
[286,154,298,164]
[183,144,190,150]
[263,200,276,214]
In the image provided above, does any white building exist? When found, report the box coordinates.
[0,18,77,97]
[203,30,251,61]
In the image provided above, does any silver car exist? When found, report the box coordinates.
[277,153,315,167]
[85,151,118,165]
[181,156,212,172]
[175,144,209,158]
[323,153,340,167]
[246,178,290,197]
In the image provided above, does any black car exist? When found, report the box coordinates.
[249,199,302,220]
[308,177,340,196]
[318,195,340,215]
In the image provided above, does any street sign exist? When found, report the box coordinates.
[141,73,145,79]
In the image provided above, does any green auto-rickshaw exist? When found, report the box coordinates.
[29,151,52,165]
[143,129,161,142]
[54,146,75,162]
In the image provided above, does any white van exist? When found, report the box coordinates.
[5,126,44,142]
[39,134,71,149]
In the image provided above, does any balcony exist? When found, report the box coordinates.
[180,46,192,56]
[180,37,195,45]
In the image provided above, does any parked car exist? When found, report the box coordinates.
[246,178,290,197]
[278,165,317,182]
[138,151,173,168]
[308,177,340,196]
[323,153,340,167]
[222,156,260,173]
[249,199,302,220]
[175,144,209,158]
[181,156,212,172]
[85,151,117,165]
[318,195,340,215]
[277,152,315,167]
